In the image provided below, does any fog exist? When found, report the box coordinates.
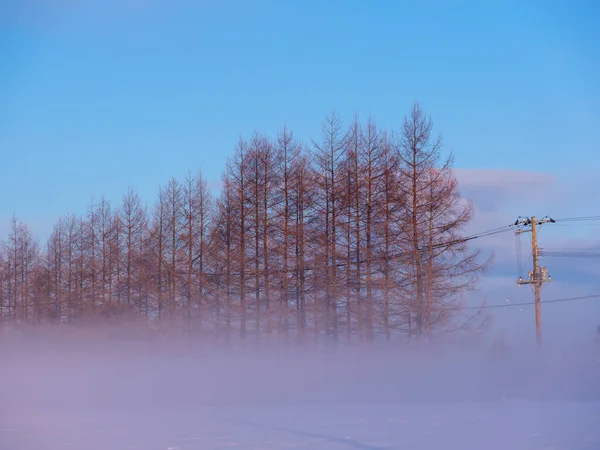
[1,324,599,450]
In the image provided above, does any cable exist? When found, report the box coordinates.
[556,224,600,228]
[515,233,523,278]
[554,216,600,223]
[539,250,600,259]
[463,293,600,310]
[427,225,513,251]
[199,223,516,276]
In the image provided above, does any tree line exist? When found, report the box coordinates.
[0,104,488,342]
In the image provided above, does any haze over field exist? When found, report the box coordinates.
[1,325,600,450]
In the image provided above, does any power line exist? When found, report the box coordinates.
[191,223,516,276]
[540,250,600,259]
[515,233,523,278]
[464,293,600,310]
[554,215,600,223]
[556,224,600,228]
[427,226,512,251]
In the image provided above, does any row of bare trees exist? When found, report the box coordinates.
[0,104,488,341]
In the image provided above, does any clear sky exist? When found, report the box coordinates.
[1,0,599,341]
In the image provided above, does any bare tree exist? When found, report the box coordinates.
[291,152,315,334]
[163,178,183,317]
[119,187,147,311]
[260,135,277,335]
[375,136,402,339]
[360,117,385,339]
[225,138,251,336]
[248,134,263,335]
[195,171,215,323]
[275,126,301,334]
[92,197,113,310]
[181,172,197,320]
[181,169,214,326]
[84,199,98,310]
[149,187,168,319]
[422,167,488,333]
[395,103,487,337]
[341,115,364,340]
[214,175,236,337]
[311,112,346,340]
[4,217,39,323]
[46,218,65,321]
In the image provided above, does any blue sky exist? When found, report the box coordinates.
[1,0,599,340]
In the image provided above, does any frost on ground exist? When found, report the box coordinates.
[3,402,600,450]
[1,330,599,450]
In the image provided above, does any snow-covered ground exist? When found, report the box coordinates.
[3,402,600,450]
[2,332,599,450]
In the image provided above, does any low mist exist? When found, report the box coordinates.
[1,323,599,449]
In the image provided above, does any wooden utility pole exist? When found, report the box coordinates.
[531,217,542,347]
[514,215,555,348]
